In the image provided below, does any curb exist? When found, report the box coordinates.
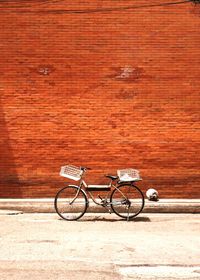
[0,199,199,214]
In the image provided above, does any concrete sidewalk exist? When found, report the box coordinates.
[0,213,199,279]
[0,198,199,213]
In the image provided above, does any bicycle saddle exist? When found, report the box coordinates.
[105,175,118,180]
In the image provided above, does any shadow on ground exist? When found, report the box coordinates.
[58,216,151,222]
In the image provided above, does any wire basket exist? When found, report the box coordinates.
[60,165,83,181]
[117,168,141,182]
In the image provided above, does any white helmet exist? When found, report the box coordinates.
[146,188,159,201]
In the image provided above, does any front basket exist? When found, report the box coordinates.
[60,165,83,181]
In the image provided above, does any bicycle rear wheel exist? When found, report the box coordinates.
[110,183,144,220]
[54,186,88,221]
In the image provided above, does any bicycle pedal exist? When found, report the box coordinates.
[101,200,108,206]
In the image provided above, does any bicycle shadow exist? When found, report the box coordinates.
[81,216,151,222]
[58,215,151,222]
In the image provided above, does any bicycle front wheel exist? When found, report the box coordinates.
[54,186,88,221]
[110,183,145,220]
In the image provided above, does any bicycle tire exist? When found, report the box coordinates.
[110,183,145,220]
[54,185,88,221]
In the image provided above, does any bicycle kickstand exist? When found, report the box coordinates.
[127,208,130,222]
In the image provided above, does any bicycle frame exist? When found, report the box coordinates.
[79,178,129,208]
[55,166,145,221]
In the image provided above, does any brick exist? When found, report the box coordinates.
[0,1,199,198]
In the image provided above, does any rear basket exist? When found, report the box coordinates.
[117,168,141,182]
[60,165,83,181]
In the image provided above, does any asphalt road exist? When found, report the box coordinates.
[0,213,199,279]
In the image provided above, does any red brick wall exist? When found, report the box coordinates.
[0,0,200,198]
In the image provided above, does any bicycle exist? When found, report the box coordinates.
[54,165,145,221]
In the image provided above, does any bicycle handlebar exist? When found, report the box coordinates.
[80,166,91,171]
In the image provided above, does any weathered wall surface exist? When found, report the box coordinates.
[0,0,199,198]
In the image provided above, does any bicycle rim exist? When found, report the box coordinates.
[110,184,145,219]
[54,186,88,221]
